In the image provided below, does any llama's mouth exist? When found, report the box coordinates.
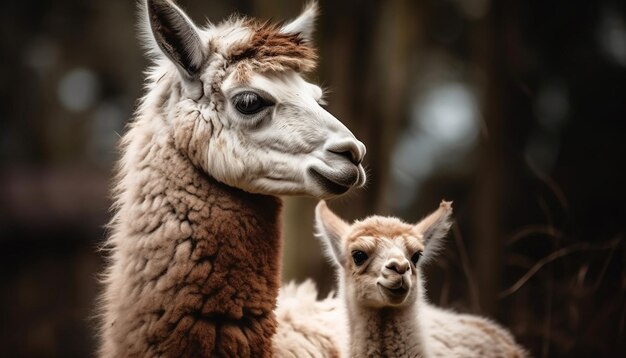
[308,167,356,195]
[378,282,409,301]
[380,284,408,297]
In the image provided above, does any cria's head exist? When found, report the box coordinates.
[316,201,452,308]
[141,1,366,198]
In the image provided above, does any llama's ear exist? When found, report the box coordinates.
[415,201,453,252]
[144,0,205,79]
[281,1,318,42]
[315,200,349,267]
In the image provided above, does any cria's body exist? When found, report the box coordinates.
[296,201,528,358]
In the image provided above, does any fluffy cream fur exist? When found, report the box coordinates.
[274,292,528,357]
[273,281,347,358]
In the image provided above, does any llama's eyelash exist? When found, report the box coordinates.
[317,87,328,106]
[229,90,276,125]
[231,92,274,108]
[310,84,328,106]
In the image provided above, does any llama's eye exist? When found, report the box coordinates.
[351,250,368,266]
[232,91,273,115]
[411,252,423,265]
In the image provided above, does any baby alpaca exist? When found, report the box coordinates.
[316,200,527,358]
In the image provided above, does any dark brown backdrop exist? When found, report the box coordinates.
[1,0,625,356]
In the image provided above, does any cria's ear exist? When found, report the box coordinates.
[145,0,205,79]
[315,200,349,267]
[415,200,453,253]
[281,1,318,42]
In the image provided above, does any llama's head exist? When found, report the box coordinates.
[316,201,452,308]
[140,0,366,198]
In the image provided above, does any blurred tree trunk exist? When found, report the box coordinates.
[469,1,507,316]
[469,0,531,316]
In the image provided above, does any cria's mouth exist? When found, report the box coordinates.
[378,283,409,298]
[386,286,408,296]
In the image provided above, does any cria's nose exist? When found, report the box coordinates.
[386,260,409,275]
[326,139,365,165]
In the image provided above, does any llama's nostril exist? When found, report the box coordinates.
[327,140,363,165]
[330,149,358,165]
[386,261,409,275]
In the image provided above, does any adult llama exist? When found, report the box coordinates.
[98,1,365,357]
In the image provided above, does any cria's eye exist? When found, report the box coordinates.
[411,252,423,265]
[232,91,273,115]
[351,250,368,266]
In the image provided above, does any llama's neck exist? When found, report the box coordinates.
[101,118,282,357]
[346,301,430,358]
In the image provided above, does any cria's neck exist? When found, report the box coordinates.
[347,303,430,358]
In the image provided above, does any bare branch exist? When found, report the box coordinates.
[499,238,622,298]
[452,223,481,312]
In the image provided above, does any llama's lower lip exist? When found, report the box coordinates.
[308,168,354,195]
[378,283,409,298]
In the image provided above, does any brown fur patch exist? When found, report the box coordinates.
[100,118,283,357]
[228,21,317,78]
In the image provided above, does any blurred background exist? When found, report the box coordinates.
[1,0,625,356]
